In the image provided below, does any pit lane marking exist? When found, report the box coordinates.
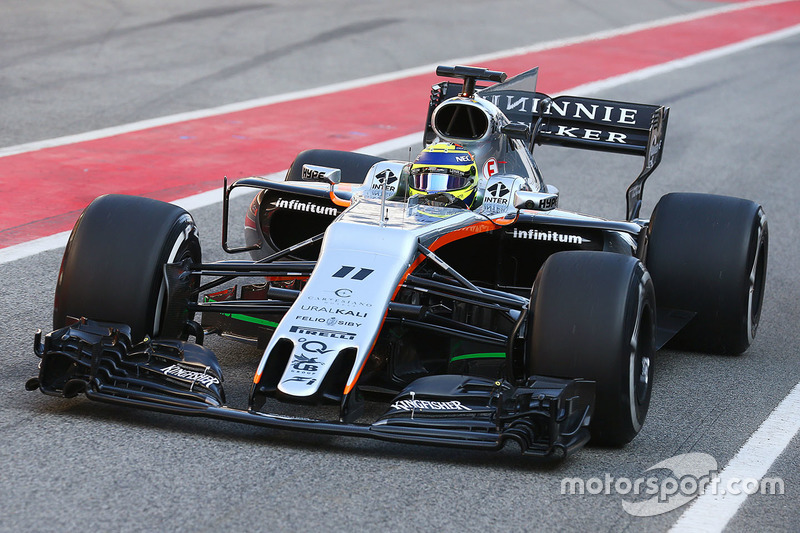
[670,381,800,532]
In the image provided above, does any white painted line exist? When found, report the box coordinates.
[669,381,800,532]
[568,23,800,97]
[0,180,275,266]
[0,0,789,159]
[357,132,423,157]
[0,231,72,265]
[170,171,282,212]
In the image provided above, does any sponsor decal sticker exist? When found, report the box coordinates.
[486,182,510,205]
[491,96,639,125]
[276,197,338,216]
[538,196,557,210]
[391,399,472,411]
[289,325,357,340]
[303,291,373,308]
[483,157,498,178]
[282,376,317,386]
[162,364,220,389]
[372,169,398,191]
[510,227,585,244]
[332,265,374,280]
[627,182,642,204]
[290,353,323,373]
[294,315,362,328]
[550,125,627,143]
[487,95,638,144]
[299,305,368,318]
[297,339,334,354]
[301,166,328,181]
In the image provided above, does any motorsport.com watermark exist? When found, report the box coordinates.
[560,452,785,517]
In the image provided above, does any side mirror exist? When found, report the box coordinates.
[301,164,341,185]
[302,164,350,208]
[513,190,559,211]
[501,122,530,141]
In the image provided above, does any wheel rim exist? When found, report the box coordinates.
[153,219,199,337]
[629,274,655,431]
[747,211,768,344]
[634,305,654,406]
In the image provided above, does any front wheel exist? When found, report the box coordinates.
[527,251,656,446]
[53,194,201,342]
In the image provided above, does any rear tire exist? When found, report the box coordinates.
[285,149,386,184]
[646,192,768,354]
[53,194,201,342]
[527,251,656,446]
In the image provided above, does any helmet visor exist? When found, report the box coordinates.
[412,169,471,193]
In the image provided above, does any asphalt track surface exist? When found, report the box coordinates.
[1,1,799,532]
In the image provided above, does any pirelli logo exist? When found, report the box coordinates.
[289,325,356,340]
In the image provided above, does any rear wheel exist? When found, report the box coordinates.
[53,194,201,342]
[646,192,768,354]
[527,251,656,446]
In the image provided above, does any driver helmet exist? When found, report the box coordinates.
[409,142,479,208]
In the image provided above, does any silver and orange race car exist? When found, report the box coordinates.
[28,65,768,458]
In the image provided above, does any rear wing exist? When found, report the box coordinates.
[424,70,669,221]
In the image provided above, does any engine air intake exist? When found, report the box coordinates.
[433,102,490,140]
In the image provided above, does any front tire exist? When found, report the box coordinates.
[527,251,656,446]
[53,194,201,342]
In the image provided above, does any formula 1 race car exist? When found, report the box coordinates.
[27,65,768,458]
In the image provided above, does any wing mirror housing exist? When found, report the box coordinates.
[301,164,341,185]
[513,190,559,211]
[501,122,530,141]
[301,164,349,208]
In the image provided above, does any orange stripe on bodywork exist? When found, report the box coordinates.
[393,215,516,299]
[343,316,386,395]
[255,214,517,390]
[329,189,352,207]
[344,214,517,394]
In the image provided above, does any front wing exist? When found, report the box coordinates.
[28,319,594,458]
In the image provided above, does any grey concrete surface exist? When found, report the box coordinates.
[1,0,710,147]
[1,2,798,532]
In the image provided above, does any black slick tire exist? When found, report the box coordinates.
[527,251,656,446]
[646,192,768,354]
[53,194,201,342]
